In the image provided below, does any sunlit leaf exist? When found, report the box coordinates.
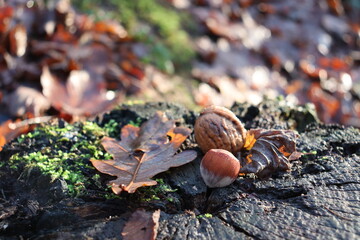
[41,66,122,117]
[0,119,31,151]
[93,21,128,39]
[8,24,27,57]
[3,86,51,117]
[91,112,197,194]
[0,6,13,32]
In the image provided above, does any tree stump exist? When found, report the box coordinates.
[0,101,359,239]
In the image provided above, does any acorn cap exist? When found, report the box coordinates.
[200,149,241,188]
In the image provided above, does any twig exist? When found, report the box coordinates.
[323,206,352,221]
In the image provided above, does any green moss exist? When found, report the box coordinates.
[102,117,142,138]
[128,0,195,73]
[82,121,106,137]
[137,178,178,202]
[9,121,112,197]
[302,150,317,155]
[74,0,195,73]
[103,119,119,137]
[128,117,142,127]
[197,213,213,218]
[104,192,122,200]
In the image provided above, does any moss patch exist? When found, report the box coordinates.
[197,213,213,219]
[74,0,195,73]
[136,178,178,202]
[6,120,113,197]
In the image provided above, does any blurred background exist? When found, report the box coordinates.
[0,0,359,136]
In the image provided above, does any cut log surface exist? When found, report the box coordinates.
[0,102,359,239]
[157,123,360,240]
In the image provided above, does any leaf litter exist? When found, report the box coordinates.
[0,0,174,148]
[0,0,153,121]
[91,111,197,194]
[172,0,360,127]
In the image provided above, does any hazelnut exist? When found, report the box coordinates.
[194,106,247,154]
[200,149,241,188]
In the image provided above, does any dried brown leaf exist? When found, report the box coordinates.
[0,6,13,33]
[240,129,300,178]
[3,86,51,117]
[91,112,197,194]
[121,209,160,240]
[41,66,121,117]
[8,24,27,57]
[0,119,32,151]
[93,21,128,39]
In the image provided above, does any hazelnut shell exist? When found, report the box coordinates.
[194,106,247,154]
[200,149,241,188]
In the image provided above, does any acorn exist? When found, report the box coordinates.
[200,149,241,188]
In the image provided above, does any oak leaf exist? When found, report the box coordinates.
[91,112,197,194]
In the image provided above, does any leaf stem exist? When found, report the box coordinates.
[124,153,145,191]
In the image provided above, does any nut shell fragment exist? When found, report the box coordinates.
[194,106,247,154]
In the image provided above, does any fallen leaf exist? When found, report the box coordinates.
[240,129,300,178]
[3,85,51,117]
[307,82,340,123]
[120,60,145,80]
[41,66,121,117]
[0,6,13,33]
[121,209,160,240]
[327,0,344,15]
[91,112,197,194]
[50,24,76,43]
[8,24,27,57]
[93,21,128,40]
[0,119,31,151]
[318,57,349,71]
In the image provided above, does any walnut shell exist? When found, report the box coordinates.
[194,106,247,154]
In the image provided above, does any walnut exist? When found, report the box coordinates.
[194,106,247,154]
